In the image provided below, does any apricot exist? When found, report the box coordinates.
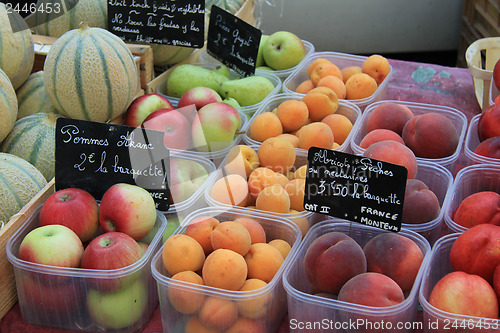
[255,184,291,214]
[247,167,280,200]
[345,73,378,100]
[225,318,266,333]
[276,133,299,148]
[268,239,292,259]
[210,174,249,207]
[244,243,284,283]
[224,144,260,179]
[162,234,205,276]
[293,165,308,180]
[199,296,239,331]
[248,112,283,142]
[340,65,362,84]
[298,122,335,150]
[359,128,405,149]
[288,210,310,238]
[304,232,367,294]
[274,172,290,187]
[276,100,309,132]
[211,221,252,256]
[317,75,346,99]
[168,271,205,314]
[402,112,459,158]
[365,102,414,136]
[452,191,500,228]
[284,178,306,211]
[402,179,441,224]
[257,137,296,173]
[202,248,248,291]
[234,217,267,244]
[363,233,424,292]
[295,79,315,94]
[310,61,342,86]
[184,216,220,255]
[474,136,500,159]
[237,278,270,319]
[184,316,220,333]
[307,58,332,78]
[302,86,339,122]
[362,140,418,179]
[321,113,354,145]
[478,103,500,141]
[362,54,391,85]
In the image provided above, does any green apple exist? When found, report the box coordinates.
[256,34,269,68]
[262,31,306,71]
[86,279,148,330]
[169,158,210,203]
[163,214,180,243]
[222,97,241,108]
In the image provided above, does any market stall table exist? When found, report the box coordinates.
[0,57,483,333]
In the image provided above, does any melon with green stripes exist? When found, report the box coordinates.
[16,71,59,119]
[0,3,35,89]
[0,152,47,224]
[35,0,107,37]
[43,22,138,123]
[0,67,17,143]
[1,112,60,181]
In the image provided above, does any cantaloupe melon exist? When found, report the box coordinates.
[0,3,35,89]
[1,112,60,181]
[0,152,47,223]
[43,22,138,123]
[16,71,58,119]
[35,0,107,37]
[0,68,17,143]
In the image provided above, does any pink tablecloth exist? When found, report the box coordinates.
[0,58,483,333]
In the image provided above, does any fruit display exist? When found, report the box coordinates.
[151,207,302,333]
[0,68,18,143]
[15,71,59,119]
[464,112,500,165]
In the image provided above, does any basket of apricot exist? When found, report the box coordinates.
[151,207,302,333]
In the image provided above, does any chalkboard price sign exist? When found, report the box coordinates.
[107,0,204,47]
[55,118,170,211]
[207,5,261,77]
[304,147,407,232]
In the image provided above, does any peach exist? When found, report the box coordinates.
[255,184,291,213]
[302,86,339,122]
[317,75,346,99]
[184,216,220,255]
[310,61,342,86]
[340,65,362,84]
[363,233,424,292]
[365,102,414,136]
[276,99,309,132]
[248,112,283,142]
[345,73,378,100]
[284,178,306,211]
[304,232,367,294]
[449,224,500,284]
[202,248,248,291]
[225,318,266,333]
[257,137,296,174]
[295,79,315,94]
[362,54,391,85]
[321,113,354,145]
[474,136,500,159]
[234,217,266,244]
[478,103,500,141]
[402,112,459,158]
[199,296,239,331]
[402,179,441,224]
[162,234,205,275]
[494,265,500,302]
[244,242,285,283]
[268,239,292,259]
[224,145,260,179]
[338,272,404,307]
[452,191,500,228]
[247,167,280,200]
[210,174,249,207]
[237,278,270,319]
[298,122,335,150]
[211,221,252,256]
[184,316,220,333]
[362,140,418,179]
[168,270,205,314]
[276,133,299,148]
[429,271,499,319]
[359,128,405,149]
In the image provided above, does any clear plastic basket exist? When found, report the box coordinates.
[464,113,500,166]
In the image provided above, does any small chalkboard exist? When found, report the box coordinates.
[55,118,170,211]
[107,0,204,46]
[304,147,407,232]
[207,5,261,77]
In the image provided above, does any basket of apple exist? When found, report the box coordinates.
[6,183,167,332]
[151,206,302,333]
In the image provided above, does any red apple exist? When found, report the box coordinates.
[19,224,84,268]
[141,108,192,150]
[99,183,157,240]
[177,87,223,111]
[39,188,99,243]
[124,94,174,127]
[478,103,500,141]
[493,58,500,92]
[175,104,198,124]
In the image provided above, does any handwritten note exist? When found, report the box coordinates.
[304,147,407,232]
[107,0,204,47]
[55,118,171,211]
[207,5,261,76]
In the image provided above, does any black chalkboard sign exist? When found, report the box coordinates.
[55,118,170,211]
[107,0,204,46]
[304,147,407,232]
[207,5,261,77]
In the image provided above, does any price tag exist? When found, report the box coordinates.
[55,118,170,211]
[107,0,204,46]
[304,147,407,232]
[207,5,261,77]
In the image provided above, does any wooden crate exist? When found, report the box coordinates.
[0,179,55,320]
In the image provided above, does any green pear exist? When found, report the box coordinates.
[256,35,269,67]
[256,66,274,71]
[222,97,241,108]
[218,75,275,107]
[165,64,229,98]
[212,64,231,78]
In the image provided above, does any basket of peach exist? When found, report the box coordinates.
[151,207,302,333]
